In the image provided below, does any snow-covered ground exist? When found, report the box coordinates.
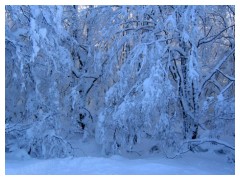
[5,150,234,175]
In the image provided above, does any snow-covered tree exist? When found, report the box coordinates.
[6,5,82,158]
[5,5,234,160]
[94,5,235,156]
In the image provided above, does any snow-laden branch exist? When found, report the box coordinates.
[197,25,235,47]
[170,47,187,57]
[6,123,33,134]
[220,81,234,94]
[217,69,235,81]
[181,138,235,151]
[71,67,99,80]
[119,20,156,26]
[206,26,213,38]
[85,76,100,95]
[115,25,155,34]
[165,138,235,159]
[227,5,235,15]
[199,48,235,96]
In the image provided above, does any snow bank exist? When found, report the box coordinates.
[5,151,234,175]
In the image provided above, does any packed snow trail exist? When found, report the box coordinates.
[5,151,234,175]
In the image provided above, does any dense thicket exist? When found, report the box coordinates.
[5,5,235,160]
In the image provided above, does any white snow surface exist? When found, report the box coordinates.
[5,151,234,175]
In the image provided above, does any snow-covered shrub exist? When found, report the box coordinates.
[5,123,31,154]
[26,117,73,159]
[6,115,73,159]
